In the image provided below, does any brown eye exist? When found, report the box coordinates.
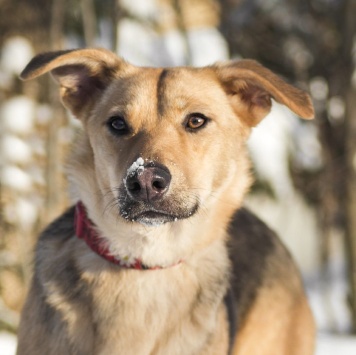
[107,116,129,136]
[186,114,208,130]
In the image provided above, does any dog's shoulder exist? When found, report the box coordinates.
[18,206,94,354]
[227,208,301,320]
[34,206,81,291]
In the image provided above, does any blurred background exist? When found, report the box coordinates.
[0,0,356,354]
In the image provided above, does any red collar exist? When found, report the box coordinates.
[74,201,178,270]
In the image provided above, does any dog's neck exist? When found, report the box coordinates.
[74,201,181,270]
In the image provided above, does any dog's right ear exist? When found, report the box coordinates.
[20,48,129,119]
[214,60,314,127]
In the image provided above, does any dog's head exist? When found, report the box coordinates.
[21,49,313,263]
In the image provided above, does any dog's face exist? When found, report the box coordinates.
[21,49,313,262]
[86,66,250,226]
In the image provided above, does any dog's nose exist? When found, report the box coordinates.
[126,166,171,202]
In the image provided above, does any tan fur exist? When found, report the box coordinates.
[232,285,315,355]
[17,48,315,355]
[231,241,315,355]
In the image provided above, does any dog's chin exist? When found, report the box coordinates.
[119,202,199,227]
[132,211,178,227]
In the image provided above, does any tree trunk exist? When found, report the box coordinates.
[345,82,356,333]
[343,0,356,333]
[81,0,97,47]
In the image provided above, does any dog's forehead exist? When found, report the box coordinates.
[155,67,225,115]
[102,66,226,117]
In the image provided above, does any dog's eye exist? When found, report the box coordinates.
[185,114,208,131]
[108,116,129,135]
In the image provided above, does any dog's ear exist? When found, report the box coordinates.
[214,60,314,126]
[20,48,128,118]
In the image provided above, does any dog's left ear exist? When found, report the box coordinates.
[214,60,314,126]
[20,48,129,119]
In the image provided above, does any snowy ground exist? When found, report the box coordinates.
[316,334,356,354]
[0,332,16,355]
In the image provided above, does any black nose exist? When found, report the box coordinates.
[126,165,171,202]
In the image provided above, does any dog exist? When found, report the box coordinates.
[17,48,315,355]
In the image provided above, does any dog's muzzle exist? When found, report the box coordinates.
[118,161,198,226]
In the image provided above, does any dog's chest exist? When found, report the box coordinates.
[81,265,220,355]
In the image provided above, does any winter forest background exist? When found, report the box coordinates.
[0,0,356,353]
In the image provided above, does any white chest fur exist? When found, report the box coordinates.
[69,242,230,355]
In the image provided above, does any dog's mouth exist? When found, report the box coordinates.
[131,210,178,226]
[118,198,199,227]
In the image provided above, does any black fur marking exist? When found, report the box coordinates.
[36,206,90,302]
[38,206,76,242]
[227,208,276,321]
[224,287,237,355]
[156,69,169,116]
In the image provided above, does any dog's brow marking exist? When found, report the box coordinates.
[157,69,169,117]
